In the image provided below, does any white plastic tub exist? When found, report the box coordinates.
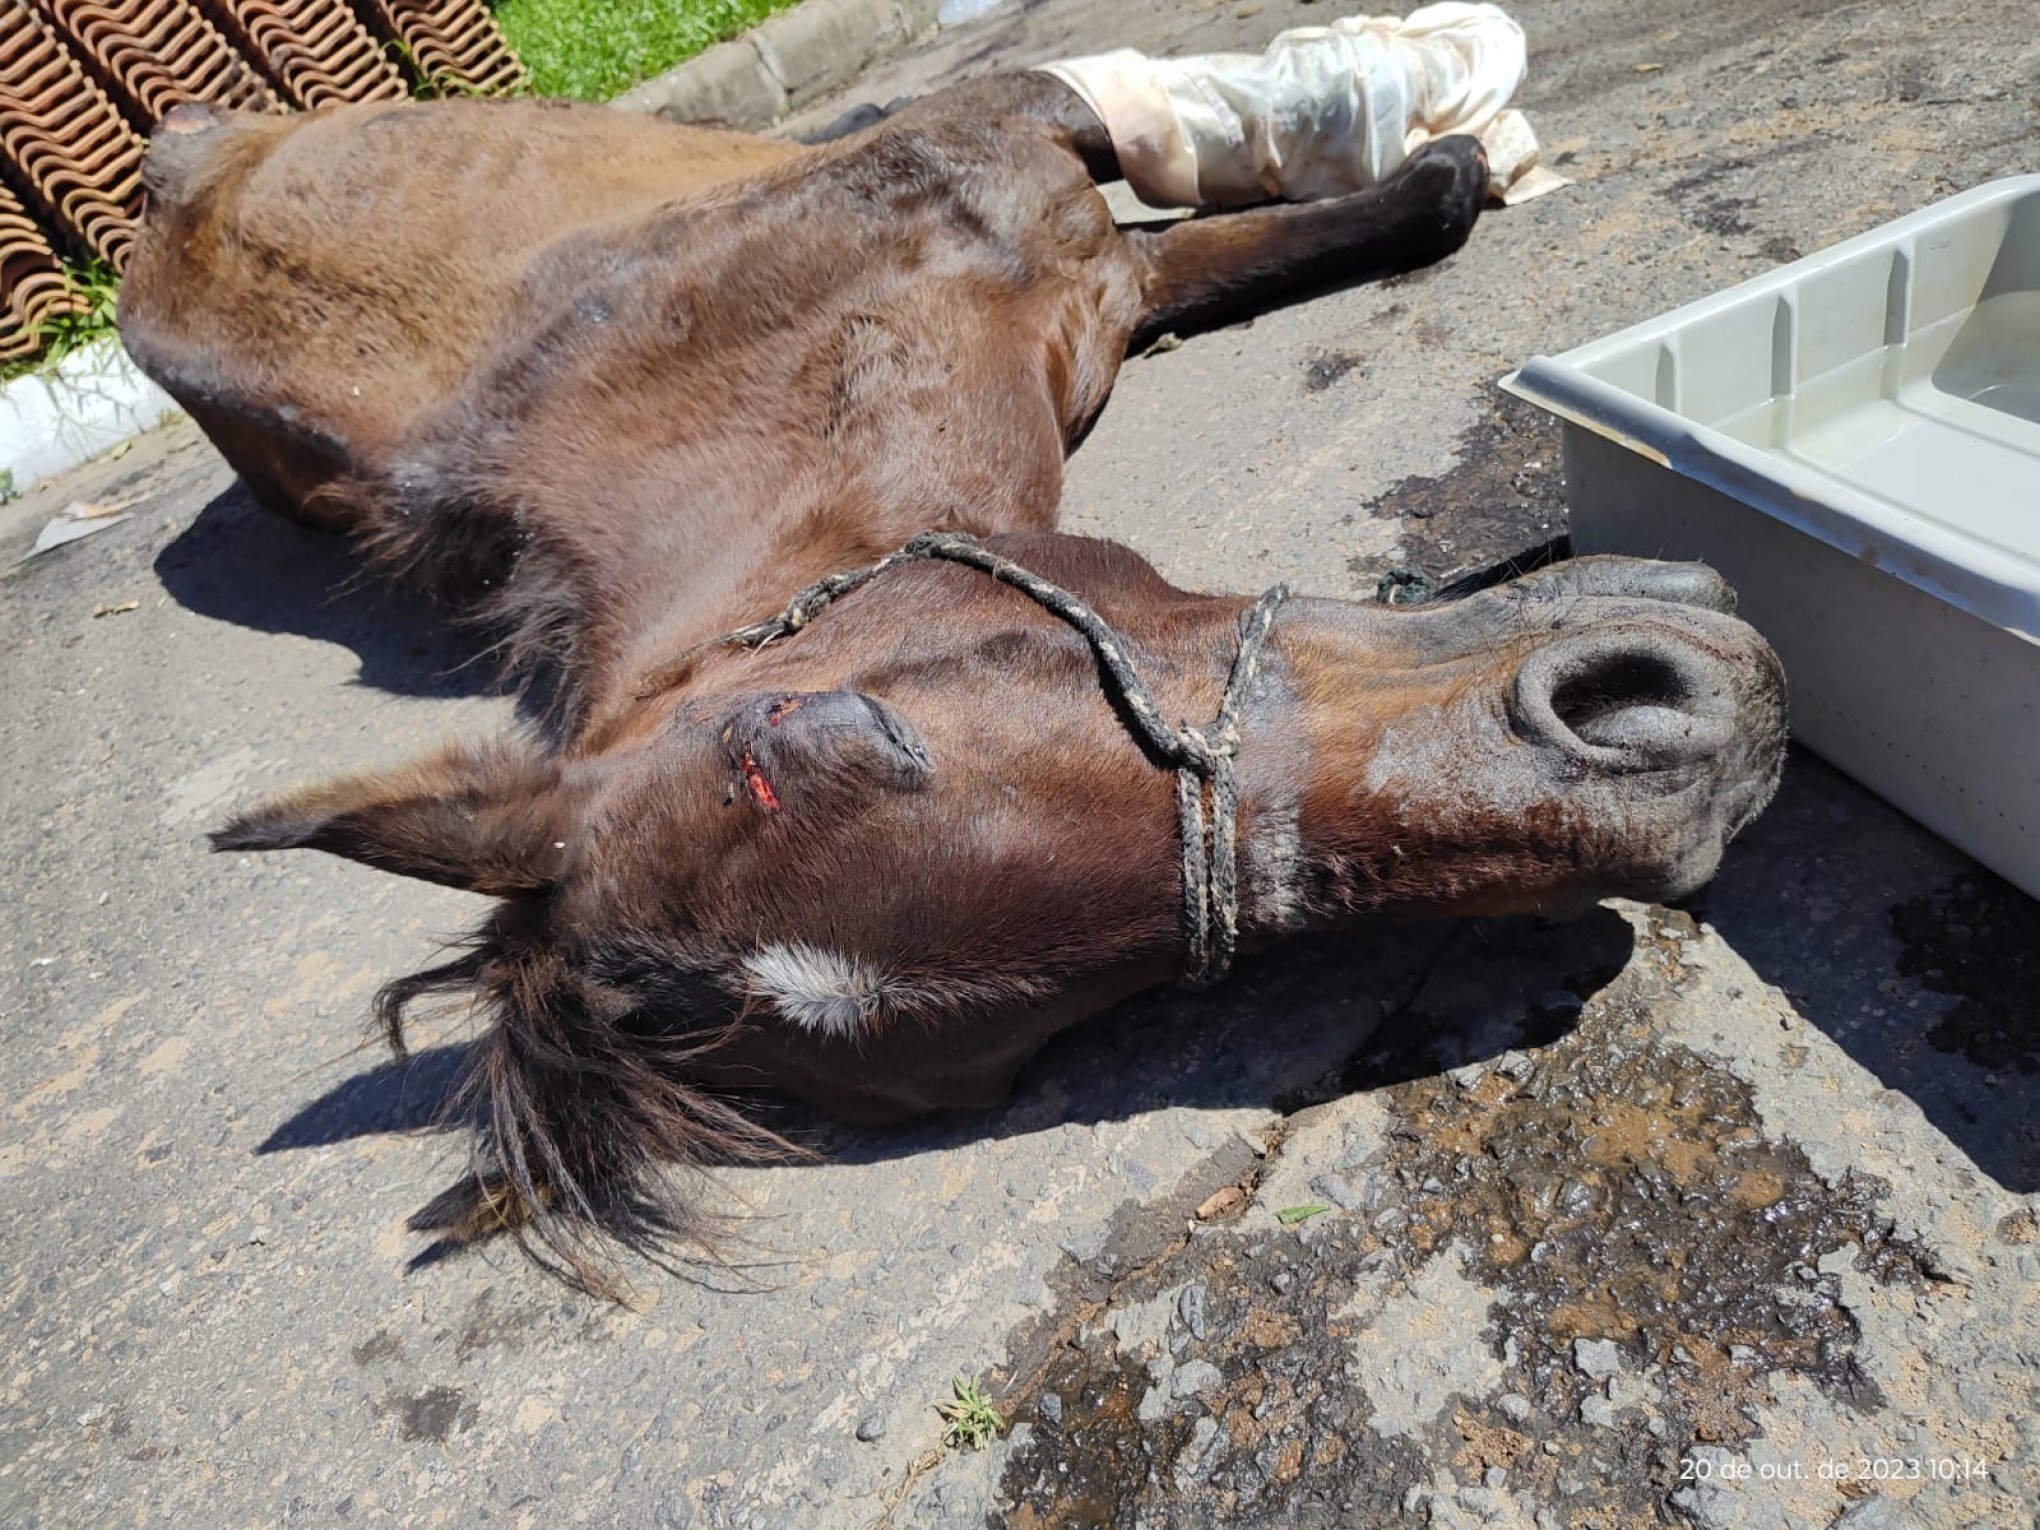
[1505,176,2040,898]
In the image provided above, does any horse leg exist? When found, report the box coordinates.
[1126,135,1490,344]
[849,70,1488,340]
[843,72,1123,184]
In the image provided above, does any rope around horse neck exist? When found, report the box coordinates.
[648,530,1289,990]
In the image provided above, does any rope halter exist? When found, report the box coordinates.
[640,530,1289,990]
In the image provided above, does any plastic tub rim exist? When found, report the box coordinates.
[1504,174,2040,643]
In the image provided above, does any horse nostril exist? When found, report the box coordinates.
[1512,629,1739,769]
[1549,650,1689,749]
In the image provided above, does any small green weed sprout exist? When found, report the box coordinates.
[936,1375,1003,1451]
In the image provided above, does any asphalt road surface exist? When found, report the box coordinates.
[3,0,2036,1525]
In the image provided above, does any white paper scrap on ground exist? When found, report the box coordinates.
[1038,3,1563,208]
[29,507,130,558]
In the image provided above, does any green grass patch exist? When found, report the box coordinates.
[495,0,803,100]
[1,260,122,385]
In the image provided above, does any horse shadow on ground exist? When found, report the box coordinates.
[256,753,2040,1240]
[254,907,1633,1287]
[153,481,500,703]
[258,1042,471,1153]
[1695,748,2040,1193]
[256,907,1637,1170]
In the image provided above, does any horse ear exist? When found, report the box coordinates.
[210,740,580,895]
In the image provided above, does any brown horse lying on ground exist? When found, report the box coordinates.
[120,71,1786,1291]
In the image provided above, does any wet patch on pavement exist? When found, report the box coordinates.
[994,910,1934,1526]
[351,1330,403,1367]
[379,1385,477,1445]
[1889,871,2039,1078]
[1364,392,1567,586]
[1665,159,1759,240]
[1301,350,1366,393]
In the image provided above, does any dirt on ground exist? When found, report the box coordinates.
[3,0,2038,1526]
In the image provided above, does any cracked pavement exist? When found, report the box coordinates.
[3,0,2038,1524]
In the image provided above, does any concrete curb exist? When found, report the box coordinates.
[1,338,179,497]
[613,0,949,130]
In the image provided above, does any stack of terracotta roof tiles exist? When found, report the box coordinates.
[355,0,526,98]
[32,0,280,132]
[1,0,525,363]
[0,6,147,272]
[0,178,83,362]
[195,0,406,109]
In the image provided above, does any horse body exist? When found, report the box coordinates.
[121,74,1786,1286]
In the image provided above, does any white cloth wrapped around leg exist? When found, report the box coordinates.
[1037,3,1544,208]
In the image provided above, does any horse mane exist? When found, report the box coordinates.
[378,903,809,1297]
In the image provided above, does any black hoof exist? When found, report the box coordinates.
[1393,134,1489,260]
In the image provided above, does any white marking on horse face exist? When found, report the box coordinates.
[742,942,887,1038]
[1244,793,1307,932]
